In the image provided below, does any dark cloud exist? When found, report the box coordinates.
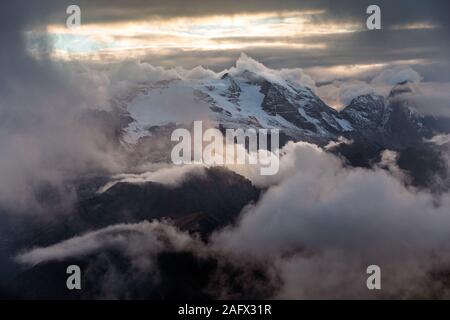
[1,0,449,300]
[1,0,449,214]
[4,1,450,77]
[26,0,450,29]
[15,142,450,299]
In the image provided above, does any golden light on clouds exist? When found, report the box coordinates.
[306,59,430,83]
[27,11,361,61]
[391,22,438,30]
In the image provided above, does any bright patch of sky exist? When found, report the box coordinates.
[25,11,359,60]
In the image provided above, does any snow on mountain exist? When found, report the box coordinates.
[339,81,440,148]
[114,58,445,151]
[122,80,212,144]
[341,94,388,131]
[119,66,355,146]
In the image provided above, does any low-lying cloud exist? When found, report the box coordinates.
[17,141,450,299]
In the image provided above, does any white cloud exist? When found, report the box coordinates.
[371,66,422,86]
[425,134,450,146]
[97,165,206,193]
[213,141,450,298]
[317,80,375,109]
[16,220,201,267]
[228,53,316,90]
[408,82,450,117]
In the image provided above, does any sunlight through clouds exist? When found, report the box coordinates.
[26,10,360,61]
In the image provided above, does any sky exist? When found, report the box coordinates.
[1,1,450,299]
[12,0,450,82]
[0,0,449,210]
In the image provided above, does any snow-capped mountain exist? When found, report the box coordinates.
[119,69,354,146]
[341,94,389,131]
[117,68,446,151]
[341,81,444,148]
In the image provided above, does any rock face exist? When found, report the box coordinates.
[340,82,436,149]
[6,167,260,248]
[3,167,262,299]
[76,167,260,236]
[5,166,264,300]
[341,94,388,131]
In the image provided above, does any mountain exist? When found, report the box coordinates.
[108,72,449,190]
[75,167,260,236]
[341,82,430,148]
[1,167,259,252]
[341,94,388,132]
[118,72,447,151]
[4,167,263,299]
[5,68,450,300]
[119,69,355,147]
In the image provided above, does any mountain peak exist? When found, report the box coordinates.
[349,93,383,106]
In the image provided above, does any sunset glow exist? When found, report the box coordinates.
[27,11,360,61]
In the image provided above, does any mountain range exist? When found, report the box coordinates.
[110,68,449,189]
[118,71,446,144]
[2,65,449,300]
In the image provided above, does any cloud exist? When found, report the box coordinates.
[407,82,450,117]
[0,59,128,213]
[213,141,450,298]
[3,0,450,300]
[229,53,316,90]
[372,66,422,85]
[97,165,206,193]
[315,65,419,109]
[8,1,450,81]
[16,220,200,266]
[426,134,450,146]
[317,80,375,109]
[375,150,409,183]
[316,64,450,117]
[0,2,129,214]
[15,220,207,298]
[16,141,450,298]
[1,36,448,215]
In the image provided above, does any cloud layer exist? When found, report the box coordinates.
[17,141,450,299]
[2,1,450,299]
